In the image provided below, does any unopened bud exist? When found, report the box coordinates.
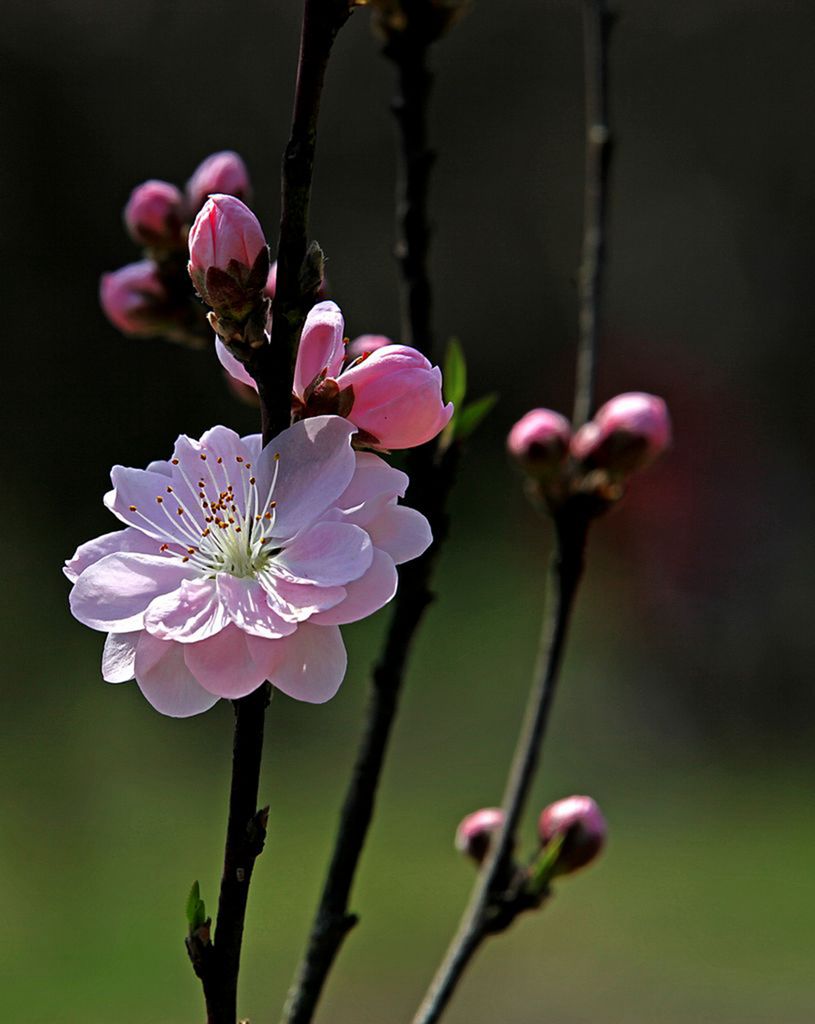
[571,392,670,475]
[538,795,606,875]
[345,334,393,364]
[455,807,505,863]
[123,180,186,250]
[99,260,172,336]
[188,195,269,317]
[186,150,252,213]
[507,409,571,477]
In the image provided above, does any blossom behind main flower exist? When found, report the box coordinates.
[65,416,431,717]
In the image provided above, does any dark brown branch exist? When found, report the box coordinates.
[411,3,614,1020]
[573,0,613,428]
[279,16,458,1024]
[253,0,353,446]
[410,512,588,1024]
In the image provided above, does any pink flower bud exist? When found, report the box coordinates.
[186,150,252,213]
[123,180,186,249]
[571,392,671,474]
[187,195,269,313]
[293,301,347,399]
[507,408,571,476]
[99,260,169,335]
[538,795,606,874]
[344,334,393,364]
[337,344,453,450]
[455,808,505,863]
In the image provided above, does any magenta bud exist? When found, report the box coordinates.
[455,807,505,863]
[99,260,170,336]
[187,195,269,314]
[538,795,606,874]
[344,334,393,364]
[123,180,186,249]
[571,392,671,475]
[507,408,572,476]
[186,150,252,213]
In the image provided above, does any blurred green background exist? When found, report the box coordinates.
[2,1,814,1021]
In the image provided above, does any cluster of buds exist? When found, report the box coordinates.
[507,393,671,511]
[99,151,252,348]
[456,796,606,923]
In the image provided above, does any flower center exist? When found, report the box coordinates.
[151,450,282,579]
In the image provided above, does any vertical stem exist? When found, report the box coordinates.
[410,515,588,1024]
[573,0,613,428]
[201,684,272,1024]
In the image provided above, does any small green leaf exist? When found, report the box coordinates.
[443,337,467,410]
[454,393,498,440]
[186,880,207,931]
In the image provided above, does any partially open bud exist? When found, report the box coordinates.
[123,180,186,250]
[455,807,505,863]
[186,151,252,214]
[507,409,572,478]
[337,344,453,450]
[188,195,269,318]
[538,795,606,875]
[344,334,393,364]
[99,260,173,336]
[571,393,671,475]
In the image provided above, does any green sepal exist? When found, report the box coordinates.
[454,393,498,441]
[186,880,207,932]
[527,832,566,898]
[443,337,467,410]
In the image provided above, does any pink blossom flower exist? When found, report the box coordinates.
[571,392,671,474]
[186,151,252,214]
[123,180,186,249]
[216,301,453,450]
[65,417,432,717]
[187,194,268,307]
[99,260,170,336]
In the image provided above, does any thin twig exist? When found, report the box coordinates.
[573,0,613,428]
[279,18,458,1024]
[411,3,613,1020]
[410,513,588,1024]
[188,5,353,1022]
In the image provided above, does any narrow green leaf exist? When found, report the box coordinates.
[443,337,467,410]
[454,393,498,440]
[528,832,566,896]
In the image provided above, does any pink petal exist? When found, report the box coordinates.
[105,465,202,546]
[366,503,432,564]
[274,521,372,586]
[333,451,408,526]
[256,416,357,540]
[293,301,346,399]
[102,631,140,682]
[70,552,197,631]
[144,578,229,642]
[260,574,347,622]
[183,625,269,699]
[134,633,221,717]
[246,622,347,704]
[216,575,296,638]
[216,339,257,390]
[311,548,398,625]
[64,527,161,582]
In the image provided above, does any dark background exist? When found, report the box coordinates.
[2,2,813,1021]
